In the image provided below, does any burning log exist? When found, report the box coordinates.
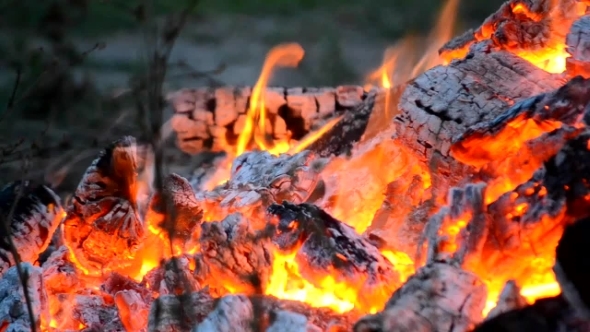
[473,295,590,332]
[142,256,201,295]
[62,136,153,275]
[267,202,402,311]
[567,15,590,77]
[395,50,563,160]
[0,263,48,331]
[145,173,204,250]
[147,290,215,332]
[193,213,274,296]
[198,150,326,224]
[168,85,374,154]
[554,216,590,320]
[0,181,64,276]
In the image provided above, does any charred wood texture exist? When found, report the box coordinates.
[145,173,204,250]
[50,294,125,331]
[353,262,487,332]
[198,150,326,224]
[147,290,216,332]
[168,85,371,154]
[0,263,48,331]
[0,181,63,276]
[567,15,590,78]
[63,136,152,275]
[554,216,590,320]
[439,0,585,72]
[473,295,590,332]
[193,213,274,296]
[395,50,563,159]
[142,256,201,296]
[267,202,402,310]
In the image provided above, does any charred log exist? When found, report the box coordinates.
[267,202,402,310]
[554,216,590,319]
[395,50,563,160]
[473,295,590,332]
[145,173,203,250]
[141,256,201,295]
[567,15,590,78]
[50,294,125,331]
[148,290,215,332]
[168,86,369,154]
[63,136,152,275]
[193,213,274,296]
[0,181,63,276]
[41,246,80,295]
[0,263,48,331]
[198,150,326,225]
[353,262,487,332]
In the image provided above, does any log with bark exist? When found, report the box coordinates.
[167,85,381,155]
[0,181,64,277]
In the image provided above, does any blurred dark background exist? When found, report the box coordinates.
[0,0,504,191]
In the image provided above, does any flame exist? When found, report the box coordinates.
[236,43,305,157]
[380,250,415,282]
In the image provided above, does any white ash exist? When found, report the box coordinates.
[266,310,322,332]
[194,295,254,332]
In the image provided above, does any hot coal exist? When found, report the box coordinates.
[0,181,63,277]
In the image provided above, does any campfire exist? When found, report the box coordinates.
[4,0,590,330]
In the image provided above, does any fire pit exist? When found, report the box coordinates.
[3,0,590,331]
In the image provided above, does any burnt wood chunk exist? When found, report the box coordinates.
[267,202,402,310]
[554,216,590,319]
[567,15,590,78]
[395,51,562,159]
[167,86,371,154]
[63,136,152,275]
[486,280,528,320]
[0,181,63,276]
[147,290,216,332]
[141,256,201,295]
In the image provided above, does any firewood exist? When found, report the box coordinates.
[193,213,274,296]
[41,246,81,295]
[353,262,487,332]
[147,290,215,332]
[0,263,48,331]
[267,202,402,310]
[193,294,255,332]
[62,136,153,275]
[197,150,327,225]
[554,216,590,320]
[167,86,370,154]
[567,15,590,78]
[0,181,64,276]
[473,295,590,332]
[141,256,200,295]
[395,50,563,159]
[145,173,204,250]
[486,280,528,320]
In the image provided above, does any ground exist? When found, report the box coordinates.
[0,0,503,194]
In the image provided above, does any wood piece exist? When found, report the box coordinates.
[197,150,326,224]
[439,0,585,69]
[193,213,274,296]
[452,76,590,168]
[194,294,254,332]
[486,280,528,320]
[0,181,64,276]
[0,263,48,331]
[395,50,563,159]
[142,256,201,296]
[147,290,216,332]
[267,202,402,310]
[145,173,204,250]
[473,295,590,332]
[554,216,590,319]
[353,262,487,332]
[566,15,590,78]
[167,86,368,154]
[41,246,81,295]
[62,136,152,275]
[50,294,125,331]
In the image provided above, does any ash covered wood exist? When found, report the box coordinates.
[353,262,487,332]
[554,216,590,320]
[148,290,215,332]
[168,86,369,154]
[63,136,152,275]
[267,202,402,310]
[50,294,125,331]
[567,15,590,78]
[439,0,585,68]
[198,150,326,224]
[0,181,63,276]
[395,50,563,159]
[145,173,203,249]
[193,213,273,296]
[486,280,528,320]
[473,295,590,332]
[142,255,201,295]
[41,246,80,295]
[0,263,48,331]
